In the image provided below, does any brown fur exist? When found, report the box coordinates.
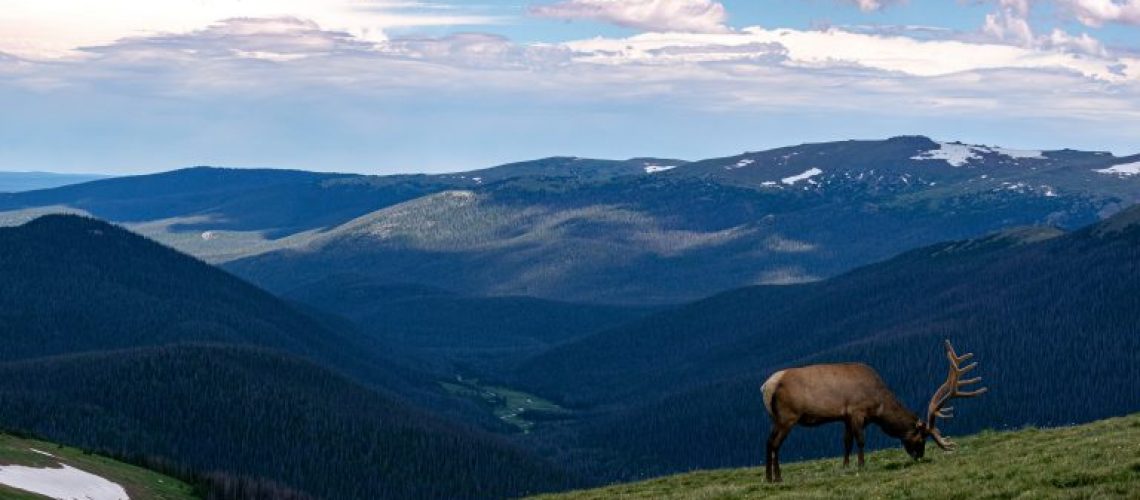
[761,341,986,482]
[761,363,923,482]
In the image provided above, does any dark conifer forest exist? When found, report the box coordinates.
[0,216,573,498]
[1,143,1139,498]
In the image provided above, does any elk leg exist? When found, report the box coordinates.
[765,430,774,482]
[765,427,777,482]
[842,425,853,467]
[853,419,867,468]
[766,424,792,483]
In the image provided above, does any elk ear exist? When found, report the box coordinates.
[915,421,927,433]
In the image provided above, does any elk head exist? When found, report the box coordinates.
[904,340,988,459]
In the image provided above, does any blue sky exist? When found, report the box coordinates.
[1,0,1138,174]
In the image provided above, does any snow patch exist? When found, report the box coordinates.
[28,449,56,458]
[912,142,1044,166]
[911,143,984,167]
[643,165,677,174]
[990,147,1044,160]
[1094,161,1140,176]
[781,168,823,185]
[0,464,128,500]
[725,158,755,170]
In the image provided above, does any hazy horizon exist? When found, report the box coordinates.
[0,133,1136,177]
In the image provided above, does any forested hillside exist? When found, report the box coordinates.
[0,345,572,499]
[509,206,1140,481]
[0,215,574,499]
[0,215,444,408]
[281,275,655,373]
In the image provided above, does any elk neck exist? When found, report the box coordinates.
[872,394,921,439]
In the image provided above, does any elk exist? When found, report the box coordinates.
[760,340,987,482]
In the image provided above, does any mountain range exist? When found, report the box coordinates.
[2,136,1138,304]
[1,136,1138,498]
[0,171,109,193]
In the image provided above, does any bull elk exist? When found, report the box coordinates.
[760,340,987,482]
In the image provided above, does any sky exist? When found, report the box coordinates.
[1,0,1139,175]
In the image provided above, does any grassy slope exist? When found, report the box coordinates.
[0,433,196,500]
[536,413,1140,499]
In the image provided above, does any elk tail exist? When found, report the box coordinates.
[761,370,786,417]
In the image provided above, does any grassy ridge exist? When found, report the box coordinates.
[536,413,1140,499]
[0,432,196,499]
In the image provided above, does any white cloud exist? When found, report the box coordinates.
[982,0,1035,47]
[1059,0,1140,26]
[1044,28,1107,56]
[847,0,906,12]
[2,6,1139,154]
[381,33,573,68]
[976,0,1108,57]
[0,0,499,59]
[530,0,730,33]
[81,17,373,65]
[562,27,1132,81]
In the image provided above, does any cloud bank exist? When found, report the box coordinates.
[0,0,500,58]
[1060,0,1140,26]
[847,0,906,12]
[530,0,730,33]
[1,0,1138,172]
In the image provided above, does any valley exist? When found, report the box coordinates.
[1,137,1138,498]
[441,377,571,433]
[11,0,1140,497]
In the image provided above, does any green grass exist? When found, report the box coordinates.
[535,413,1140,500]
[442,377,571,433]
[0,432,197,499]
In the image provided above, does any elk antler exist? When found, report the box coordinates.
[925,340,988,450]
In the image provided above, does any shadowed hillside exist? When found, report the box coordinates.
[281,275,656,373]
[0,215,574,499]
[511,205,1140,481]
[0,345,574,499]
[227,136,1138,303]
[3,137,1137,304]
